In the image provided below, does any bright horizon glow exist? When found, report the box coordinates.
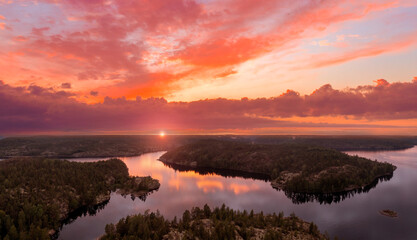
[159,131,165,137]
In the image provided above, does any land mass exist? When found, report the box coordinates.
[379,209,398,218]
[100,204,329,240]
[0,157,160,239]
[0,136,172,158]
[0,135,415,158]
[160,140,396,194]
[238,135,417,151]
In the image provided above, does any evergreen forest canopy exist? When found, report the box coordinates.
[160,140,396,193]
[100,204,329,240]
[0,157,159,240]
[0,135,412,239]
[0,135,415,159]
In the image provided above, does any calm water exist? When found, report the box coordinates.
[59,147,417,240]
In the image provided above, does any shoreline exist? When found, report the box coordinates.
[271,171,395,194]
[50,193,112,239]
[0,150,166,160]
[159,157,396,195]
[1,144,415,159]
[52,176,160,239]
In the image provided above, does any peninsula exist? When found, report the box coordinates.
[160,140,396,193]
[0,157,160,239]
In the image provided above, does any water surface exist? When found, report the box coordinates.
[59,147,417,240]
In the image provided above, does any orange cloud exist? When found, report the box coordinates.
[196,180,224,193]
[2,0,414,100]
[171,37,270,67]
[168,177,182,191]
[374,79,390,86]
[228,183,259,195]
[214,69,237,78]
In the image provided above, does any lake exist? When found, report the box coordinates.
[58,147,417,240]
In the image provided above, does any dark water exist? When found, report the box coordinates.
[59,147,417,240]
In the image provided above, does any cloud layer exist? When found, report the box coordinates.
[0,1,416,134]
[1,79,416,134]
[1,0,416,101]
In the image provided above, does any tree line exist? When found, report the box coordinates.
[0,157,155,240]
[100,204,330,240]
[160,140,396,193]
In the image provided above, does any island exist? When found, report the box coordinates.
[159,140,396,194]
[0,157,160,239]
[379,209,398,218]
[100,204,329,240]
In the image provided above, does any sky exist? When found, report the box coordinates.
[0,0,416,135]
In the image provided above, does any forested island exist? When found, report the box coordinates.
[100,204,329,240]
[160,140,396,193]
[379,209,398,218]
[0,157,160,239]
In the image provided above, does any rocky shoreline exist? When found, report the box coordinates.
[160,156,395,196]
[270,169,396,194]
[51,176,160,238]
[379,209,398,218]
[116,176,161,198]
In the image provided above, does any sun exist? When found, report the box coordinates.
[159,131,165,137]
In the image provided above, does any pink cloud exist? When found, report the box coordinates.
[1,79,416,133]
[2,0,415,100]
[61,82,71,89]
[13,35,28,42]
[299,31,417,69]
[374,79,390,86]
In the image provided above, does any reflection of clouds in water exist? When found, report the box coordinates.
[229,183,260,194]
[196,180,224,192]
[168,176,182,190]
[120,152,270,197]
[60,148,417,240]
[119,152,276,220]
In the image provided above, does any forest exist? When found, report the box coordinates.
[100,204,330,240]
[160,140,396,193]
[0,136,172,158]
[0,135,415,158]
[0,157,159,240]
[241,135,417,151]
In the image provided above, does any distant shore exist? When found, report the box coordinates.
[0,135,416,159]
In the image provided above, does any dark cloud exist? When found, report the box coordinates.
[0,79,416,133]
[61,82,71,89]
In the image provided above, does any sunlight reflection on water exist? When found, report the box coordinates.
[59,147,417,240]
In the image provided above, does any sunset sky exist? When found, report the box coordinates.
[0,0,416,135]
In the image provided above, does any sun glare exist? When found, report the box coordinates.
[159,131,165,137]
